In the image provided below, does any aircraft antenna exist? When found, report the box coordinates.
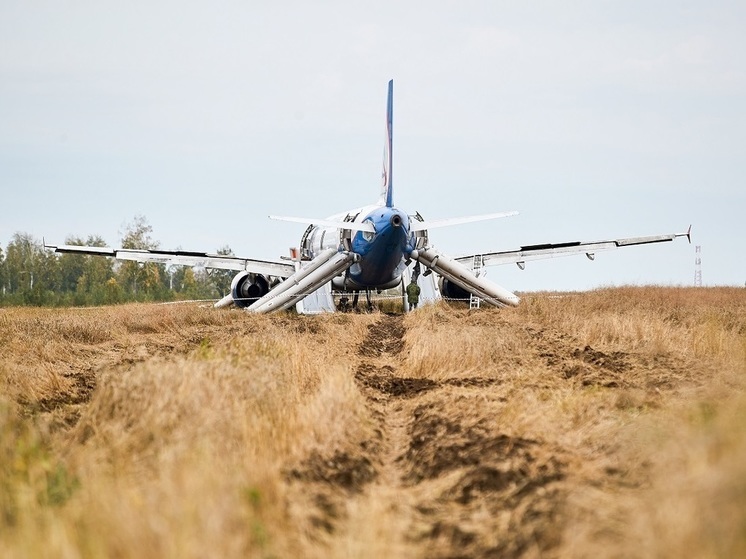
[694,245,702,287]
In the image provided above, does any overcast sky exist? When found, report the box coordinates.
[1,1,744,291]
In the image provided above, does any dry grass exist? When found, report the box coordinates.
[0,287,744,558]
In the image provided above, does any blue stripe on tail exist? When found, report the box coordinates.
[379,79,394,208]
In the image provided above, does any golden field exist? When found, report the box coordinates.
[1,287,745,558]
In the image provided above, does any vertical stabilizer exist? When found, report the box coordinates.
[379,79,394,208]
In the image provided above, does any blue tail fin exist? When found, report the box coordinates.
[379,79,394,208]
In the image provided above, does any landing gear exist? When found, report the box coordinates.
[336,289,375,312]
[412,262,421,282]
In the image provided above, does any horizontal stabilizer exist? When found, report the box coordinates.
[269,215,376,233]
[410,211,518,232]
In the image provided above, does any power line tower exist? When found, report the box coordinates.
[694,245,702,287]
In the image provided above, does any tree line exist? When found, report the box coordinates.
[0,216,234,307]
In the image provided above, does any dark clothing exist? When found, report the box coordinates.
[406,281,421,308]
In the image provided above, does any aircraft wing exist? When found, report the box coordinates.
[454,228,691,269]
[45,243,295,277]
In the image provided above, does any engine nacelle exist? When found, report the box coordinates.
[439,277,471,301]
[231,271,270,308]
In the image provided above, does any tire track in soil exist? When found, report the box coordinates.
[286,314,418,553]
[287,314,571,556]
[346,315,568,558]
[22,325,244,432]
[352,314,428,556]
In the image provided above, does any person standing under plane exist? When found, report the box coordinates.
[406,278,421,310]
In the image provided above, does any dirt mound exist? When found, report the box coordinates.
[288,450,378,493]
[403,407,546,482]
[355,363,437,398]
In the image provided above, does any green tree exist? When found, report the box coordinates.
[32,249,61,305]
[5,233,38,293]
[120,215,158,251]
[167,266,216,300]
[180,267,199,298]
[168,263,186,294]
[116,216,165,301]
[191,267,220,300]
[57,235,114,304]
[59,237,87,294]
[104,277,124,304]
[4,233,59,305]
[210,245,236,297]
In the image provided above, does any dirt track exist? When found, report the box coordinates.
[280,299,740,558]
[354,315,566,557]
[285,313,654,557]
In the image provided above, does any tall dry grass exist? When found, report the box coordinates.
[401,287,746,557]
[0,288,744,558]
[1,305,381,558]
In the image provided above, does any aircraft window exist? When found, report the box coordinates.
[362,220,376,242]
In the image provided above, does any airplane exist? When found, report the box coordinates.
[46,80,691,313]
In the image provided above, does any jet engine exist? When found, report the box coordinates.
[438,277,471,301]
[230,271,270,308]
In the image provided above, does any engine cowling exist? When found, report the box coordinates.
[439,277,471,301]
[231,272,270,308]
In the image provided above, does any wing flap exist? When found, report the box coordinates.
[456,229,690,268]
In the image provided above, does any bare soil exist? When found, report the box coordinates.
[285,314,569,557]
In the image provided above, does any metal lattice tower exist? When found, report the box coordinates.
[694,245,702,287]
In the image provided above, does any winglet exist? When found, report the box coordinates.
[679,224,692,244]
[379,79,394,208]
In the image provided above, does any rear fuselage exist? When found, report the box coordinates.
[302,204,415,291]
